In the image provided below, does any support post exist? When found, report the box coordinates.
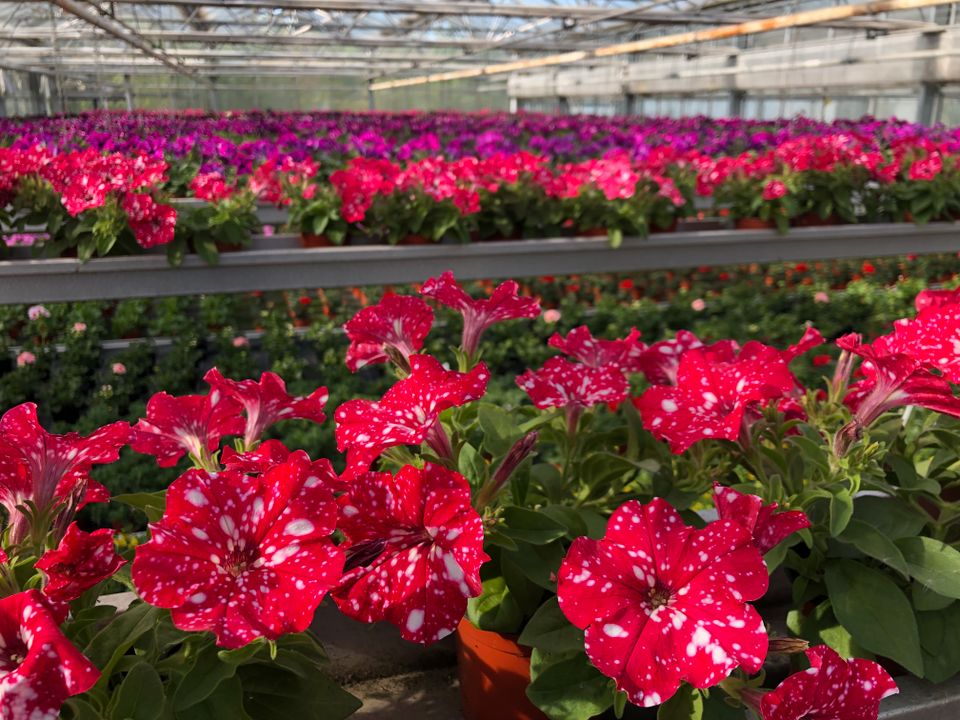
[557,95,570,114]
[367,84,375,110]
[123,73,135,110]
[625,92,639,115]
[917,30,943,124]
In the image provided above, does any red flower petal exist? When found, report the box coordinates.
[131,390,244,467]
[421,271,540,355]
[335,355,489,481]
[36,523,126,604]
[0,590,100,718]
[517,356,629,410]
[713,484,810,555]
[204,368,327,448]
[548,326,645,372]
[558,498,768,707]
[344,294,434,372]
[332,463,488,644]
[761,645,898,720]
[635,330,705,386]
[132,452,344,648]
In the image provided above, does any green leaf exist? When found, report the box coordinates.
[897,537,960,599]
[457,442,486,485]
[110,662,165,720]
[85,602,163,678]
[530,463,565,504]
[238,663,360,720]
[112,492,166,523]
[912,583,955,612]
[837,519,909,578]
[501,507,567,545]
[174,642,237,710]
[526,650,615,720]
[501,540,564,591]
[851,496,927,540]
[466,577,523,634]
[478,403,523,456]
[517,598,584,654]
[829,489,854,537]
[824,560,923,676]
[175,674,250,720]
[502,553,545,616]
[917,602,960,683]
[657,684,703,720]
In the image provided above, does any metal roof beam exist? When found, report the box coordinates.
[46,0,212,88]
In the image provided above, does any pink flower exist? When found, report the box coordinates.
[0,404,131,544]
[15,351,35,368]
[131,390,244,468]
[762,180,787,200]
[332,463,488,644]
[132,452,344,649]
[759,645,897,720]
[557,498,768,707]
[813,291,830,304]
[335,355,489,481]
[111,362,126,375]
[421,271,540,356]
[713,484,809,555]
[543,309,562,324]
[0,590,100,718]
[203,368,328,449]
[27,305,49,321]
[635,341,798,453]
[691,298,706,312]
[36,522,126,604]
[72,322,87,333]
[232,336,249,348]
[548,326,645,372]
[343,294,434,372]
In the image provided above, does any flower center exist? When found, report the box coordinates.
[222,545,259,577]
[647,584,673,610]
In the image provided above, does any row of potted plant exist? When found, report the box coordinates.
[3,268,958,718]
[4,132,960,261]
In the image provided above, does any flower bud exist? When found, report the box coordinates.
[767,636,810,655]
[475,431,539,509]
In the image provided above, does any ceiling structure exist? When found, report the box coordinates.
[0,0,944,105]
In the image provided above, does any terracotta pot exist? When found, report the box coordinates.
[399,234,432,245]
[734,217,776,230]
[578,227,609,238]
[793,212,839,227]
[456,619,546,720]
[651,218,678,233]
[299,233,335,248]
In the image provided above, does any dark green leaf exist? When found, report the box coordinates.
[526,649,615,720]
[174,642,237,710]
[829,489,854,537]
[837,519,909,578]
[897,537,960,599]
[917,602,960,683]
[466,577,523,634]
[824,560,923,675]
[517,598,584,654]
[110,662,165,720]
[657,684,703,720]
[501,507,567,545]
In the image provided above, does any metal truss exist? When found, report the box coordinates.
[0,0,947,103]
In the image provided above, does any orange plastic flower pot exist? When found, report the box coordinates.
[456,619,547,720]
[734,217,775,230]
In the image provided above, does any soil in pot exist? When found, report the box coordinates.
[734,217,776,230]
[456,619,546,720]
[214,241,245,253]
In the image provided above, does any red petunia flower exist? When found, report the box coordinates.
[834,333,960,455]
[0,403,131,544]
[221,439,347,492]
[0,589,100,719]
[548,326,645,372]
[203,368,328,448]
[131,390,245,468]
[713,484,809,555]
[557,498,768,707]
[420,271,540,356]
[334,355,489,481]
[635,342,798,453]
[878,305,960,383]
[332,463,488,644]
[635,330,707,386]
[759,645,897,720]
[343,294,435,372]
[131,452,344,649]
[914,287,960,313]
[36,522,126,604]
